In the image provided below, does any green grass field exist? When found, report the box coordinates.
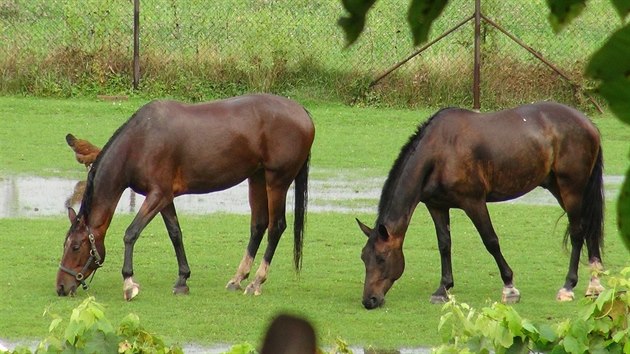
[1,96,629,350]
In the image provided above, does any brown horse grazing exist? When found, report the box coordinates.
[56,94,315,300]
[357,102,605,309]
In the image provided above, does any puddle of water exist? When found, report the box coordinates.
[0,174,383,218]
[0,174,622,218]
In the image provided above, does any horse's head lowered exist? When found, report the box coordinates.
[356,219,405,309]
[56,208,105,296]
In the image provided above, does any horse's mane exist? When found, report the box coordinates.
[75,113,138,221]
[376,108,451,223]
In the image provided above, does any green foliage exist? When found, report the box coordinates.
[222,338,355,354]
[222,343,258,354]
[338,0,377,46]
[433,268,630,354]
[619,177,630,252]
[340,0,448,46]
[406,0,449,46]
[0,297,183,354]
[546,0,586,33]
[586,24,630,125]
[612,0,630,18]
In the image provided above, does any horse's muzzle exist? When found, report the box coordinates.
[363,296,384,309]
[56,271,78,296]
[56,283,77,297]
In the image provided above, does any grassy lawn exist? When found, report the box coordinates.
[1,96,628,176]
[0,96,629,350]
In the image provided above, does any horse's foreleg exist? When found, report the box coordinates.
[428,207,453,304]
[122,192,169,301]
[161,202,191,295]
[227,174,268,291]
[243,185,288,296]
[464,202,520,304]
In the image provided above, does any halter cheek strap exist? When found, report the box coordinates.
[59,232,103,290]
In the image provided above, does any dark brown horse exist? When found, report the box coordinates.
[57,94,315,300]
[357,102,605,309]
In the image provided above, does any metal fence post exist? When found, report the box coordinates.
[473,0,481,110]
[133,0,140,90]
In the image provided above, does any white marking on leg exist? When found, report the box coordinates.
[123,277,140,301]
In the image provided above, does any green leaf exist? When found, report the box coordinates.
[223,343,257,354]
[586,24,630,125]
[563,335,588,354]
[338,0,377,46]
[538,324,558,343]
[118,313,142,338]
[497,325,514,349]
[617,170,630,252]
[504,307,524,337]
[506,337,528,354]
[49,318,63,333]
[612,329,628,343]
[83,331,119,354]
[611,0,630,19]
[407,0,448,46]
[438,312,453,333]
[546,0,587,33]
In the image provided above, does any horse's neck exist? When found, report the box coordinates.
[86,160,127,234]
[378,156,425,237]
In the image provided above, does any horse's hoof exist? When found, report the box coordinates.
[556,288,575,302]
[430,295,448,304]
[124,284,140,301]
[585,280,605,298]
[226,281,242,291]
[243,283,262,296]
[501,287,521,304]
[173,285,189,295]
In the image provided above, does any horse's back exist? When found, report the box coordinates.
[111,94,314,194]
[417,102,600,203]
[138,94,312,131]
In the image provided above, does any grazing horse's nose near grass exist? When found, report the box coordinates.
[363,296,383,309]
[56,279,77,297]
[57,284,67,296]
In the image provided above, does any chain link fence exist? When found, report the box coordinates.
[0,0,620,109]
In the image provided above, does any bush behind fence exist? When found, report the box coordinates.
[0,0,620,110]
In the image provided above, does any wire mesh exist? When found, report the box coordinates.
[0,0,620,109]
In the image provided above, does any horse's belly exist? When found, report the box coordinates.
[485,179,540,202]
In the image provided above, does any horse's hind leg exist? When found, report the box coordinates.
[244,177,291,296]
[226,172,269,291]
[549,178,604,301]
[463,201,520,304]
[161,202,191,295]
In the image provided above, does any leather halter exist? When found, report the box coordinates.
[58,229,103,290]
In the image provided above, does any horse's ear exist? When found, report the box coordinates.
[377,224,390,241]
[67,207,77,223]
[356,219,372,237]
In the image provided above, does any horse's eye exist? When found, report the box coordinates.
[71,244,81,252]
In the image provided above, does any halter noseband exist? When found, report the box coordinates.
[59,229,103,290]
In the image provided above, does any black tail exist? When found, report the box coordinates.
[566,147,605,256]
[293,153,310,271]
